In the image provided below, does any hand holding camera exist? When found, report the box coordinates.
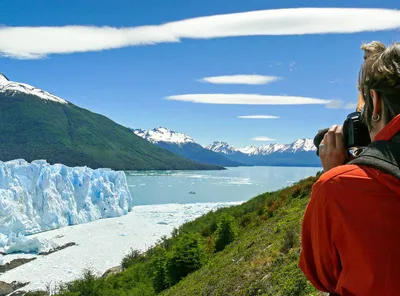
[318,125,348,172]
[314,109,371,172]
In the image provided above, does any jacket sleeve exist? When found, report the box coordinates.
[299,180,342,294]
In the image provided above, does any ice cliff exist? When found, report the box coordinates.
[0,159,133,252]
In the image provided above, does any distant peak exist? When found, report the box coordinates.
[211,141,229,145]
[133,127,195,144]
[0,73,10,84]
[0,74,68,104]
[153,127,171,132]
[206,141,237,154]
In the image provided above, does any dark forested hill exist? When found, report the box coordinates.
[0,90,222,170]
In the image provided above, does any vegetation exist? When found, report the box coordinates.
[214,214,238,252]
[0,92,222,170]
[35,172,325,296]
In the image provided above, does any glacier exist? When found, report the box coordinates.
[0,159,133,253]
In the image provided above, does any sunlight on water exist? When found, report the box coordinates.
[125,166,321,205]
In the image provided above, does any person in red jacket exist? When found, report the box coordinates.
[299,41,400,295]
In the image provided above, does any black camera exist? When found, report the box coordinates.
[314,110,371,156]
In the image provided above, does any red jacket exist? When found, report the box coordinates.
[299,115,400,296]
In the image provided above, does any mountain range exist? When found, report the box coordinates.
[133,128,320,167]
[0,73,222,171]
[133,128,243,167]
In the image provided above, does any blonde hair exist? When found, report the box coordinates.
[359,42,400,129]
[357,41,387,111]
[361,41,386,60]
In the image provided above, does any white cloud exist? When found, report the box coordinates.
[252,137,276,141]
[199,75,281,85]
[238,115,280,119]
[325,100,359,110]
[165,94,331,105]
[1,8,400,59]
[326,99,344,109]
[344,102,358,110]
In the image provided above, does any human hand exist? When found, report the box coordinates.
[319,125,347,172]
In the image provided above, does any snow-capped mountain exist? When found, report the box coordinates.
[132,128,243,167]
[208,139,316,155]
[133,127,195,145]
[0,73,67,104]
[135,128,320,167]
[208,139,319,167]
[206,142,238,155]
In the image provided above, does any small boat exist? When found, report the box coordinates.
[188,191,196,195]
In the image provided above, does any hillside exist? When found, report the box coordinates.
[160,174,322,296]
[133,128,244,167]
[0,75,222,171]
[34,172,324,296]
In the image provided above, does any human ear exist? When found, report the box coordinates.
[370,89,382,120]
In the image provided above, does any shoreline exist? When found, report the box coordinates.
[0,201,241,291]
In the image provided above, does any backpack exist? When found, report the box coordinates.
[348,134,400,179]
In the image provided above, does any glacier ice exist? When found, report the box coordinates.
[0,159,133,252]
[5,235,57,254]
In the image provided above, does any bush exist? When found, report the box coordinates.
[150,247,168,293]
[57,269,103,296]
[239,212,253,227]
[165,233,205,285]
[280,228,298,254]
[121,248,145,270]
[214,214,238,252]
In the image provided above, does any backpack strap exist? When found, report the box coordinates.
[348,135,400,179]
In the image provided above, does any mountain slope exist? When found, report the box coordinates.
[0,74,222,171]
[133,128,243,167]
[161,176,321,295]
[207,140,320,167]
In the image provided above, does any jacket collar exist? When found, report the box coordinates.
[374,114,400,142]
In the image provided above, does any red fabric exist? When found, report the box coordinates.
[299,114,400,296]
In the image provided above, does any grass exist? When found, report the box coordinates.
[29,172,325,296]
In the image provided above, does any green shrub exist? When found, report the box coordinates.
[121,248,145,270]
[239,212,253,227]
[150,247,169,293]
[56,269,103,296]
[280,228,298,254]
[24,292,49,296]
[165,233,205,285]
[214,214,238,252]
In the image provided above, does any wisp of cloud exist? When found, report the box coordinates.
[1,8,400,59]
[165,94,331,105]
[200,75,281,85]
[252,137,276,141]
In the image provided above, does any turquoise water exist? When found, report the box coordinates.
[125,166,321,205]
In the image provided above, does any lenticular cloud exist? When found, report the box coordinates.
[1,8,400,59]
[165,94,331,105]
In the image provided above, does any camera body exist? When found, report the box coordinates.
[342,111,371,148]
[315,111,371,156]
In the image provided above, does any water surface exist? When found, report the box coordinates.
[125,166,321,205]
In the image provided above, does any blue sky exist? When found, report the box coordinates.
[1,1,400,147]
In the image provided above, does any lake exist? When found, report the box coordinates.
[125,166,322,205]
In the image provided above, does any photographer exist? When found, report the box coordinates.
[299,41,400,295]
